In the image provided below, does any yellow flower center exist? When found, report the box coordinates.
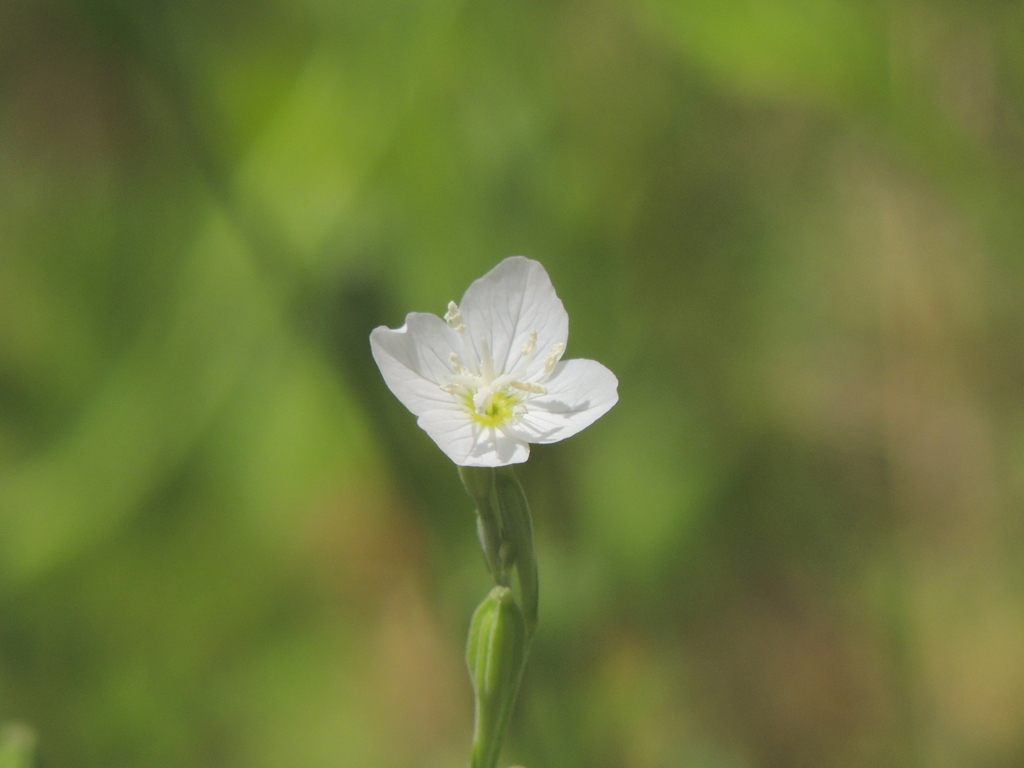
[465,390,518,427]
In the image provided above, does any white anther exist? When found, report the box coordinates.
[512,405,527,423]
[439,382,462,394]
[520,329,538,356]
[543,343,565,373]
[511,381,547,394]
[444,301,465,332]
[448,352,469,375]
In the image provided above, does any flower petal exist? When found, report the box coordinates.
[507,358,618,444]
[459,256,569,380]
[370,312,463,417]
[417,410,530,467]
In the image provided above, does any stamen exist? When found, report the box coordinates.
[543,343,565,373]
[511,381,546,394]
[444,301,465,332]
[448,352,469,375]
[520,329,538,356]
[439,383,462,394]
[479,339,495,380]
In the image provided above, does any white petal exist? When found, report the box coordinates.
[459,256,569,379]
[417,410,530,467]
[370,312,463,417]
[507,358,618,444]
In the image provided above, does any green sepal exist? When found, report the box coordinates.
[466,586,529,768]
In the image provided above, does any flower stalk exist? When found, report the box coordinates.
[492,468,537,635]
[460,466,539,768]
[459,466,508,587]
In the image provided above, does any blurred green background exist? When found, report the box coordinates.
[3,0,1024,766]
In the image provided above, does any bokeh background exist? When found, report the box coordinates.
[3,0,1024,766]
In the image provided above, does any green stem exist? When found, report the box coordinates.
[459,464,540,768]
[493,467,538,636]
[459,467,509,586]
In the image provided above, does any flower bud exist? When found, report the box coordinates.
[466,586,528,768]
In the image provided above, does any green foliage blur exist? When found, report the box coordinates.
[3,0,1024,766]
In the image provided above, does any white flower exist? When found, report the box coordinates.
[370,256,619,466]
